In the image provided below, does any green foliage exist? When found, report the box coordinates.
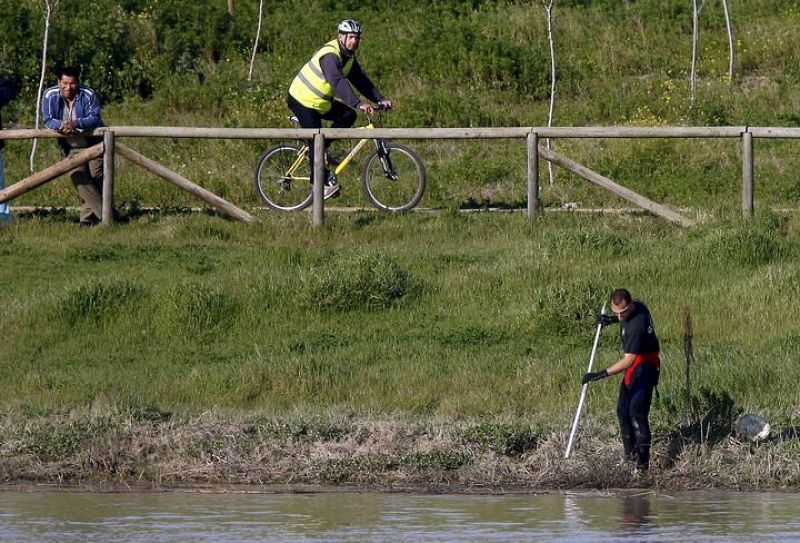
[532,280,611,338]
[5,0,800,213]
[23,421,91,462]
[58,279,147,325]
[2,212,800,421]
[301,251,416,312]
[438,325,510,349]
[126,404,172,423]
[705,215,790,266]
[458,421,540,457]
[169,281,238,335]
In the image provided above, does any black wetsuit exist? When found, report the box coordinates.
[616,301,660,470]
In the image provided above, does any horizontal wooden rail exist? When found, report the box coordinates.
[532,126,746,139]
[0,129,62,140]
[104,126,317,139]
[747,127,800,138]
[0,125,788,140]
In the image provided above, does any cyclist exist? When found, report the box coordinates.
[288,18,393,199]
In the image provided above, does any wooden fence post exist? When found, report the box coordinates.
[527,132,540,219]
[312,133,325,227]
[102,129,115,225]
[742,130,754,219]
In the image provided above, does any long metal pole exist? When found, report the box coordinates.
[565,302,607,459]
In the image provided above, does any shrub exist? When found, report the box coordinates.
[532,280,611,338]
[169,282,238,334]
[459,421,540,457]
[301,252,416,312]
[58,280,147,325]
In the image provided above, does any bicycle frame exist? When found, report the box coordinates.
[331,122,376,177]
[283,120,385,180]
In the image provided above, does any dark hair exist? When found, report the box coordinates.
[610,288,632,306]
[57,66,81,80]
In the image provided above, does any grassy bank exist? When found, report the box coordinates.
[1,210,799,487]
[5,1,800,214]
[2,211,800,417]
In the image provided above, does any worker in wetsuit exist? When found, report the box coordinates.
[582,288,661,473]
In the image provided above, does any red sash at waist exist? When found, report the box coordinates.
[624,352,660,386]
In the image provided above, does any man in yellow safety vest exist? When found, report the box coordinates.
[288,19,393,199]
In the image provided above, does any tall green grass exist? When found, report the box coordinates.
[1,211,798,428]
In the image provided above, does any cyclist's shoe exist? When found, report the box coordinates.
[323,172,340,200]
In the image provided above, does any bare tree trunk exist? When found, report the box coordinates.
[690,0,705,111]
[31,0,58,173]
[543,0,557,186]
[227,0,235,16]
[721,0,735,83]
[248,0,265,81]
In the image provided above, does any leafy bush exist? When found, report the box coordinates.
[459,421,540,457]
[532,280,611,338]
[58,279,147,325]
[301,252,416,311]
[705,216,789,266]
[23,421,90,462]
[169,282,238,334]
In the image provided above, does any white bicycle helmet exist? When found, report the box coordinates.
[337,19,363,34]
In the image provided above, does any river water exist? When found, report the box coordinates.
[0,488,798,542]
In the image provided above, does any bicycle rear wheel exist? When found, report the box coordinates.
[362,143,426,212]
[254,143,313,211]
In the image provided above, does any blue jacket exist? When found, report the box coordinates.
[42,84,104,155]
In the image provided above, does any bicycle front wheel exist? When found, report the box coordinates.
[362,143,426,212]
[254,143,313,211]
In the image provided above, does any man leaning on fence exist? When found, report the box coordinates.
[0,74,20,224]
[42,66,106,227]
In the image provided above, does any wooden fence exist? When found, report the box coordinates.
[0,125,790,227]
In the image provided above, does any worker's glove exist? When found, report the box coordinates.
[582,369,609,385]
[596,313,618,328]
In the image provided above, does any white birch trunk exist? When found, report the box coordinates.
[690,0,699,110]
[721,0,735,83]
[690,0,704,111]
[248,0,265,81]
[31,0,57,173]
[544,0,557,186]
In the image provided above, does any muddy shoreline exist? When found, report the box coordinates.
[1,413,798,492]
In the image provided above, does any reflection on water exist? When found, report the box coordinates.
[0,488,798,542]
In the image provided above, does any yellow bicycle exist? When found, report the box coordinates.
[254,107,426,212]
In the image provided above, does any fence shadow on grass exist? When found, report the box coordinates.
[12,205,234,225]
